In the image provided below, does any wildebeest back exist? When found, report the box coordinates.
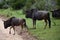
[33,11,48,20]
[11,18,22,26]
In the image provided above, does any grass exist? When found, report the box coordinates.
[0,9,60,40]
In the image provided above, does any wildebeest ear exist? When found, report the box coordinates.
[30,9,34,13]
[31,8,37,12]
[31,9,34,11]
[25,10,31,13]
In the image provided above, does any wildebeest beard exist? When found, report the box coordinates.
[4,21,11,29]
[4,17,15,29]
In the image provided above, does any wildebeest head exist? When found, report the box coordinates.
[25,8,38,18]
[4,17,15,29]
[4,21,11,29]
[25,10,32,18]
[30,8,38,13]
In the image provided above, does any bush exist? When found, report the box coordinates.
[0,0,5,9]
[8,0,27,10]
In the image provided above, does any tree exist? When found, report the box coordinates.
[0,0,5,8]
[6,0,27,10]
[56,0,60,9]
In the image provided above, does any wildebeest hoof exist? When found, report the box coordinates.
[9,32,11,34]
[13,33,15,35]
[19,32,22,35]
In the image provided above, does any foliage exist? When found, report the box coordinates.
[0,0,57,10]
[56,0,60,8]
[0,0,5,8]
[5,0,27,10]
[32,0,57,10]
[34,0,46,10]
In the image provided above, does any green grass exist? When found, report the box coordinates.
[0,9,60,40]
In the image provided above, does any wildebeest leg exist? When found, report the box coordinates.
[44,20,47,29]
[47,13,51,28]
[23,21,28,29]
[52,20,56,26]
[20,25,23,34]
[48,18,51,28]
[12,27,15,35]
[53,21,56,25]
[33,19,36,29]
[9,26,12,34]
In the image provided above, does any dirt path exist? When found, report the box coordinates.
[0,18,23,40]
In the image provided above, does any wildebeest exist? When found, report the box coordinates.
[51,9,60,19]
[25,8,51,29]
[51,9,60,25]
[3,17,28,35]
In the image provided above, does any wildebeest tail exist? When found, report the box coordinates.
[23,19,28,29]
[47,13,51,28]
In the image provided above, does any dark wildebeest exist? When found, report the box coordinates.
[3,17,28,35]
[25,9,51,29]
[51,9,60,25]
[51,9,60,19]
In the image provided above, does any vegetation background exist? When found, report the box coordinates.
[0,0,60,40]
